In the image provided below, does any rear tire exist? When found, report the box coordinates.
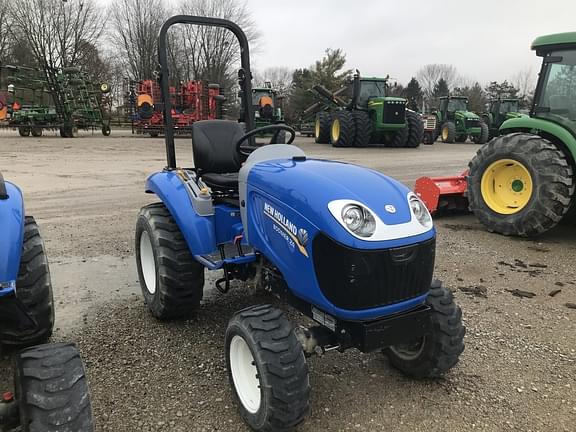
[15,343,93,431]
[314,112,331,144]
[226,305,310,431]
[135,203,205,319]
[468,133,574,236]
[18,126,30,137]
[352,111,371,147]
[384,280,465,378]
[441,122,456,143]
[330,111,355,147]
[1,217,54,347]
[404,111,423,148]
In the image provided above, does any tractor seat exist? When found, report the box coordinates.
[192,120,245,191]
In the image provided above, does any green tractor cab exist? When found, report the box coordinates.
[315,72,423,148]
[468,31,576,236]
[481,98,525,139]
[249,83,284,127]
[436,96,489,144]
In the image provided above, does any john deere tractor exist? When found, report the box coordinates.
[436,96,488,144]
[467,32,576,236]
[481,98,525,139]
[315,73,423,148]
[251,83,284,127]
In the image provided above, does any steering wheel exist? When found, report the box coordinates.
[236,124,296,157]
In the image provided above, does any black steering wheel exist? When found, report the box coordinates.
[236,124,296,156]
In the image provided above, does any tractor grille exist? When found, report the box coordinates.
[382,101,406,125]
[423,116,437,130]
[312,234,435,310]
[465,118,480,129]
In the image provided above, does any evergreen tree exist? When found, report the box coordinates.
[404,77,423,111]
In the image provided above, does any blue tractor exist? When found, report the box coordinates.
[0,172,93,431]
[135,16,466,431]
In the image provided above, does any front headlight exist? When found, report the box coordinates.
[409,194,432,228]
[341,204,376,237]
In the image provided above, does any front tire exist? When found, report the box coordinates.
[135,203,205,319]
[441,122,456,143]
[352,111,371,147]
[404,111,423,148]
[384,280,465,378]
[1,217,54,347]
[18,126,31,137]
[468,133,574,236]
[226,305,310,431]
[15,343,93,431]
[472,122,489,144]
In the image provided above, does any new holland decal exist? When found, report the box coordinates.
[263,202,309,257]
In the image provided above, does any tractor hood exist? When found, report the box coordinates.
[244,157,434,249]
[505,112,527,120]
[455,110,480,120]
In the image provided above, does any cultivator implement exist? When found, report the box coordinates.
[414,170,469,214]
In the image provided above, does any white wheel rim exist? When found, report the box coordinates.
[139,230,157,295]
[229,335,261,414]
[389,337,426,361]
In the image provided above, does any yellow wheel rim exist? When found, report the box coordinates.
[315,118,320,138]
[480,159,533,214]
[442,126,449,141]
[331,118,340,142]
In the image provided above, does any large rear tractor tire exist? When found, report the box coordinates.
[314,112,331,144]
[467,133,574,236]
[352,111,372,147]
[135,203,205,319]
[405,111,423,148]
[330,111,355,147]
[384,280,465,378]
[225,305,310,431]
[1,217,54,347]
[441,122,456,143]
[15,343,94,431]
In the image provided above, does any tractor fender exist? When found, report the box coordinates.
[500,117,576,163]
[145,171,216,256]
[0,181,25,286]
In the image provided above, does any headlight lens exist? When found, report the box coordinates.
[341,204,376,237]
[409,195,432,227]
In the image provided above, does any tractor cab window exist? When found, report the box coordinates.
[447,99,467,112]
[358,81,386,106]
[499,101,518,113]
[535,50,576,130]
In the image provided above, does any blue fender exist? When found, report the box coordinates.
[145,171,216,256]
[0,181,25,293]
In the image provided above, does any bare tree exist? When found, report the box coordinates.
[0,7,10,63]
[8,0,105,69]
[511,66,536,108]
[253,67,294,96]
[108,0,168,80]
[416,64,459,100]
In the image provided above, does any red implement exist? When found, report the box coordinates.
[414,170,469,214]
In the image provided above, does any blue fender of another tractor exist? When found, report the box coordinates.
[145,171,217,256]
[0,180,25,295]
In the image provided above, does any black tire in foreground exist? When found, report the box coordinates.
[330,111,355,147]
[15,343,93,431]
[404,111,423,148]
[226,305,310,432]
[384,280,465,378]
[472,122,489,144]
[467,133,574,236]
[314,112,331,144]
[135,203,205,319]
[352,111,372,147]
[1,217,54,347]
[441,121,456,143]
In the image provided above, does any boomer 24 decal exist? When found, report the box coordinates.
[263,202,309,257]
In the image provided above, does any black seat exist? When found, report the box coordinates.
[192,120,245,190]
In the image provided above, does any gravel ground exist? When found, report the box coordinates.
[0,130,575,431]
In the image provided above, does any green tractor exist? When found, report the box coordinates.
[436,96,489,144]
[481,98,525,139]
[315,72,423,148]
[251,83,284,127]
[467,32,576,236]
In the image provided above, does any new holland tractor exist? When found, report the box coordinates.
[314,74,424,148]
[135,16,465,431]
[467,32,576,236]
[480,98,524,139]
[0,172,93,431]
[436,96,489,144]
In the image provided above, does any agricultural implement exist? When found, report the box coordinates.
[135,15,464,431]
[308,74,424,148]
[416,32,576,237]
[435,96,489,144]
[0,64,111,137]
[0,171,93,431]
[131,79,224,137]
